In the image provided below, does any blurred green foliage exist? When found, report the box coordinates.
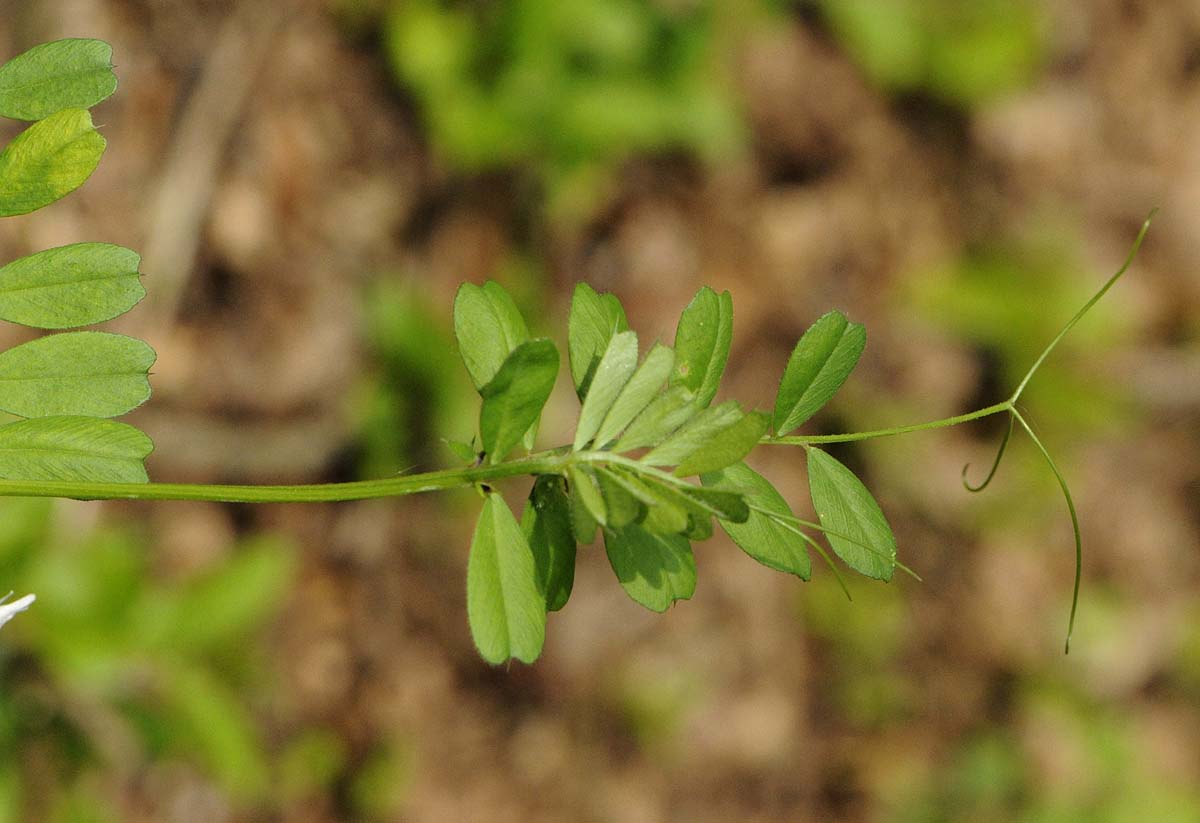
[354,278,481,477]
[341,0,755,220]
[819,0,1044,104]
[891,692,1200,822]
[903,237,1134,432]
[0,498,294,820]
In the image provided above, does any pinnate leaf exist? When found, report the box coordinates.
[806,447,896,580]
[467,493,546,664]
[0,108,105,217]
[611,385,697,452]
[593,343,674,449]
[0,416,151,482]
[453,281,529,390]
[0,331,154,418]
[604,523,696,612]
[573,330,637,450]
[674,410,769,477]
[774,311,865,435]
[642,400,742,467]
[0,243,144,328]
[568,282,628,400]
[701,462,811,579]
[0,39,118,121]
[670,286,732,408]
[600,468,690,535]
[478,339,558,462]
[521,476,576,611]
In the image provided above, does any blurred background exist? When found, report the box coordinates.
[0,0,1198,820]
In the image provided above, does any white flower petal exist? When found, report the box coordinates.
[0,593,35,630]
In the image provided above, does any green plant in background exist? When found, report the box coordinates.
[375,0,749,219]
[819,0,1044,104]
[0,36,1152,673]
[0,497,295,820]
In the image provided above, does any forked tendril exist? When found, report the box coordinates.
[958,209,1156,652]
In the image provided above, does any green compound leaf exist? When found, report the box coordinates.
[467,493,546,665]
[615,472,748,540]
[0,416,152,482]
[593,343,674,449]
[806,447,896,580]
[0,108,105,217]
[670,286,732,409]
[0,39,118,121]
[604,522,696,612]
[0,243,144,328]
[567,282,629,400]
[453,280,529,390]
[611,385,697,452]
[701,462,811,580]
[600,468,690,536]
[521,475,576,612]
[674,410,769,477]
[773,311,866,436]
[573,330,638,450]
[478,338,558,463]
[0,331,155,418]
[642,400,743,467]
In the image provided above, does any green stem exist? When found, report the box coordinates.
[0,453,569,503]
[765,401,1012,446]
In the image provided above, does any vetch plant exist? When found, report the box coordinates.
[0,38,1153,664]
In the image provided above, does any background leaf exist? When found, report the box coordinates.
[568,282,629,400]
[0,108,105,217]
[573,330,638,449]
[478,339,558,462]
[773,311,866,436]
[521,475,576,611]
[0,331,154,418]
[0,39,117,121]
[163,537,294,651]
[670,286,732,408]
[453,280,529,390]
[0,243,144,328]
[701,462,811,579]
[467,493,546,664]
[604,523,696,612]
[806,447,896,580]
[0,416,152,482]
